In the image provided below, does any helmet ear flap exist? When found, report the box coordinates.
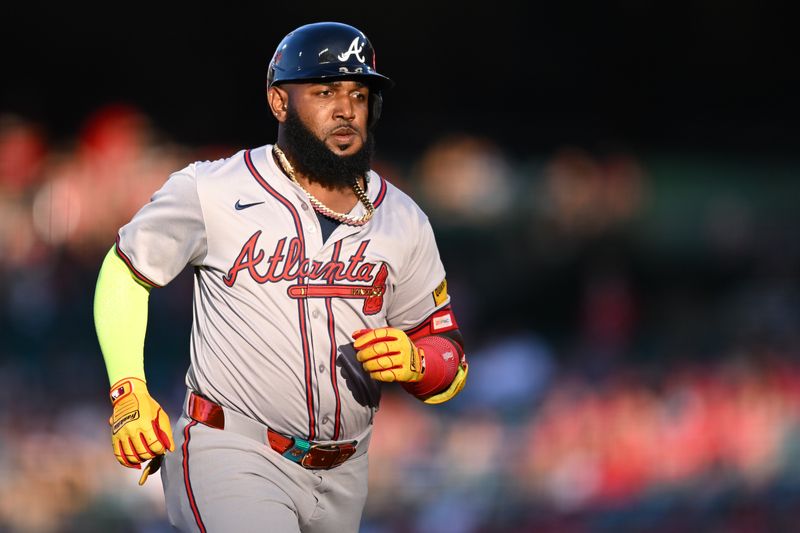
[369,91,383,129]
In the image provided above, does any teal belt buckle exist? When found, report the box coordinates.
[283,437,311,463]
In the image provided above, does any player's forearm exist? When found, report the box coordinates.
[94,246,151,384]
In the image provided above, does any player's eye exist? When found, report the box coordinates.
[351,92,367,101]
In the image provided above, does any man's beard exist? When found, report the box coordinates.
[281,108,375,189]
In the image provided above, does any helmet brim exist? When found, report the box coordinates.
[270,66,394,91]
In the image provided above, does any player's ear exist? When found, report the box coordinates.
[267,87,288,122]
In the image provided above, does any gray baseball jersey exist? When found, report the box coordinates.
[115,145,454,531]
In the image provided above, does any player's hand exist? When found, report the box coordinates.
[108,377,174,470]
[352,327,424,383]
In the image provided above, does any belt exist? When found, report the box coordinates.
[187,391,359,470]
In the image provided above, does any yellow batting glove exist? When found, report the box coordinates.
[109,377,174,470]
[352,327,424,383]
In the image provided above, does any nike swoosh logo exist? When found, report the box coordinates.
[235,200,265,210]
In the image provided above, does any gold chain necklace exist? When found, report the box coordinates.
[272,145,375,226]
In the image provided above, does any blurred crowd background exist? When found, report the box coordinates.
[2,3,799,533]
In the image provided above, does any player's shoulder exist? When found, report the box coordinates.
[160,147,244,180]
[190,147,255,178]
[163,146,266,193]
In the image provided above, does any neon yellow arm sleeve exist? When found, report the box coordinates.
[93,246,152,385]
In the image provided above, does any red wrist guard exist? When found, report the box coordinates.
[402,335,461,398]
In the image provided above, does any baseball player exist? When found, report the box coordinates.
[93,21,468,532]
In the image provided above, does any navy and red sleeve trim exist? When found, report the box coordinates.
[372,176,388,209]
[114,235,162,288]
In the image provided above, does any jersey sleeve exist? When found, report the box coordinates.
[386,215,449,330]
[116,168,207,287]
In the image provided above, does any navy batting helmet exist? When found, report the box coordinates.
[267,22,393,127]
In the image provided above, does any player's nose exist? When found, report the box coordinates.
[332,94,356,121]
